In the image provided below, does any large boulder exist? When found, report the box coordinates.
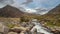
[8,32,17,34]
[0,23,9,34]
[9,26,30,33]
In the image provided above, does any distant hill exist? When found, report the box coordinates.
[39,4,60,27]
[41,4,60,17]
[0,5,24,18]
[47,4,60,15]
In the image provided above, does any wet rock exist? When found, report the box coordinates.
[20,22,26,27]
[9,28,21,33]
[51,30,60,34]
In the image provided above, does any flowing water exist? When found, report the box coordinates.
[30,19,53,34]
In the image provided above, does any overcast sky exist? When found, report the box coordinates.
[0,0,60,8]
[0,0,60,14]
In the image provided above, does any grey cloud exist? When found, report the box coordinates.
[0,0,2,1]
[0,0,14,8]
[34,8,49,15]
[0,0,7,2]
[22,0,33,5]
[4,0,14,4]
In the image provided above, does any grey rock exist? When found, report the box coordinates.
[0,23,9,34]
[8,32,17,34]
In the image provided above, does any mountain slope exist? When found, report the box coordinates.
[40,4,60,27]
[47,4,60,15]
[0,5,24,18]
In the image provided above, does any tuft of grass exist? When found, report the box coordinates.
[7,24,14,28]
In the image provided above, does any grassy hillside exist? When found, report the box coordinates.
[38,4,60,27]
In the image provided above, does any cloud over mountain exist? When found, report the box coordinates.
[0,0,14,8]
[0,0,60,15]
[22,7,49,15]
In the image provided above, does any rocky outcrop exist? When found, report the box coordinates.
[0,22,9,34]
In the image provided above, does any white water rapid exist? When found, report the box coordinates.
[31,19,53,34]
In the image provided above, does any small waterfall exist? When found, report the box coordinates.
[31,19,53,34]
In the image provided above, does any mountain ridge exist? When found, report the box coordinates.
[47,4,60,15]
[0,5,24,18]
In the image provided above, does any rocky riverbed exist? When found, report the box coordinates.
[0,19,60,34]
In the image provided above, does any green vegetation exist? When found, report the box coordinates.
[7,24,14,28]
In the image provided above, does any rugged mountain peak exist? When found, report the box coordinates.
[0,5,24,17]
